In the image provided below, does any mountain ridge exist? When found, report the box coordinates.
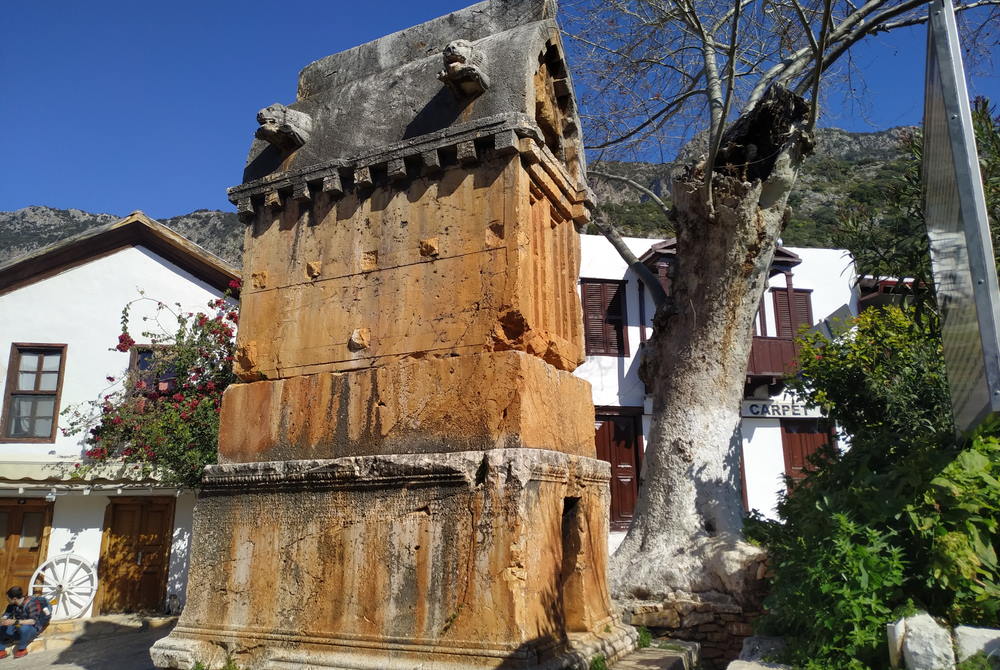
[0,125,913,267]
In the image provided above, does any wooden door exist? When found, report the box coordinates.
[594,410,643,531]
[0,501,52,594]
[96,497,174,614]
[780,419,833,483]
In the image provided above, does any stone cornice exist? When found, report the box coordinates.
[226,115,589,225]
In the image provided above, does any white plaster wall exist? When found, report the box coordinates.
[0,246,224,462]
[167,491,195,608]
[43,493,109,619]
[740,419,787,519]
[576,235,657,409]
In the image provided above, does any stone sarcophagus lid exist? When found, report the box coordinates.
[151,1,636,668]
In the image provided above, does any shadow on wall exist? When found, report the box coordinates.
[691,425,748,535]
[165,525,191,612]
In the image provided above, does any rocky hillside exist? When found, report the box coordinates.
[589,126,914,247]
[0,207,243,267]
[0,126,911,266]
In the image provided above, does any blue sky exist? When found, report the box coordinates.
[1,1,997,219]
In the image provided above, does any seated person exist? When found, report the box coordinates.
[0,586,52,659]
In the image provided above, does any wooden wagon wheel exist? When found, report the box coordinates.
[29,553,98,620]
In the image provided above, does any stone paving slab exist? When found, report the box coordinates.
[614,647,690,669]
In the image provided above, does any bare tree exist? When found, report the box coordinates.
[562,0,1000,607]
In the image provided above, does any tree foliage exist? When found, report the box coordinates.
[63,286,240,487]
[747,99,1000,669]
[748,306,1000,668]
[837,98,1000,291]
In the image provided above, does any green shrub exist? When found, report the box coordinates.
[636,625,653,649]
[957,651,1000,670]
[589,654,608,670]
[748,305,1000,669]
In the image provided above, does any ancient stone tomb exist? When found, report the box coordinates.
[151,1,635,668]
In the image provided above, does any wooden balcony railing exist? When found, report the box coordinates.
[746,336,799,380]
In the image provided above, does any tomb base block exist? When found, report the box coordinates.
[150,449,636,670]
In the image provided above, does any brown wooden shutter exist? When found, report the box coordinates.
[581,279,629,356]
[772,289,814,337]
[780,419,833,483]
[582,281,609,354]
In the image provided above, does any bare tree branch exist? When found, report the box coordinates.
[584,83,707,150]
[591,212,669,308]
[590,170,674,221]
[705,0,744,217]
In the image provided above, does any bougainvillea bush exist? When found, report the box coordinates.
[63,284,239,487]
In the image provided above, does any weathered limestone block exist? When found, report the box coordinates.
[150,450,635,669]
[901,613,955,670]
[234,156,584,381]
[954,625,1000,663]
[219,350,595,463]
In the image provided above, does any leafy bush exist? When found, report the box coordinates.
[748,305,1000,668]
[63,286,239,487]
[589,655,608,670]
[957,651,1000,670]
[636,625,653,648]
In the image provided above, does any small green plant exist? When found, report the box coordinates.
[191,658,242,670]
[636,625,653,648]
[589,654,608,670]
[957,651,1000,670]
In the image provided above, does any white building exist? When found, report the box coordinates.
[573,234,858,547]
[0,211,239,619]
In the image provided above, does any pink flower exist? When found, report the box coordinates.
[228,279,242,290]
[116,332,135,352]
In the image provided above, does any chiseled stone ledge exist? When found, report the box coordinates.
[204,447,612,491]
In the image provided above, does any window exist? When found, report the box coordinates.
[581,279,629,357]
[772,288,814,338]
[129,346,177,392]
[2,344,67,442]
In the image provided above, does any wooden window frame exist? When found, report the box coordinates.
[1,343,68,443]
[581,278,630,357]
[128,345,177,393]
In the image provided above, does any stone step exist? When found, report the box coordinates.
[614,648,690,669]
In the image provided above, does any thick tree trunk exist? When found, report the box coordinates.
[609,87,812,606]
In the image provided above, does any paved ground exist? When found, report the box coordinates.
[4,626,693,669]
[4,625,170,670]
